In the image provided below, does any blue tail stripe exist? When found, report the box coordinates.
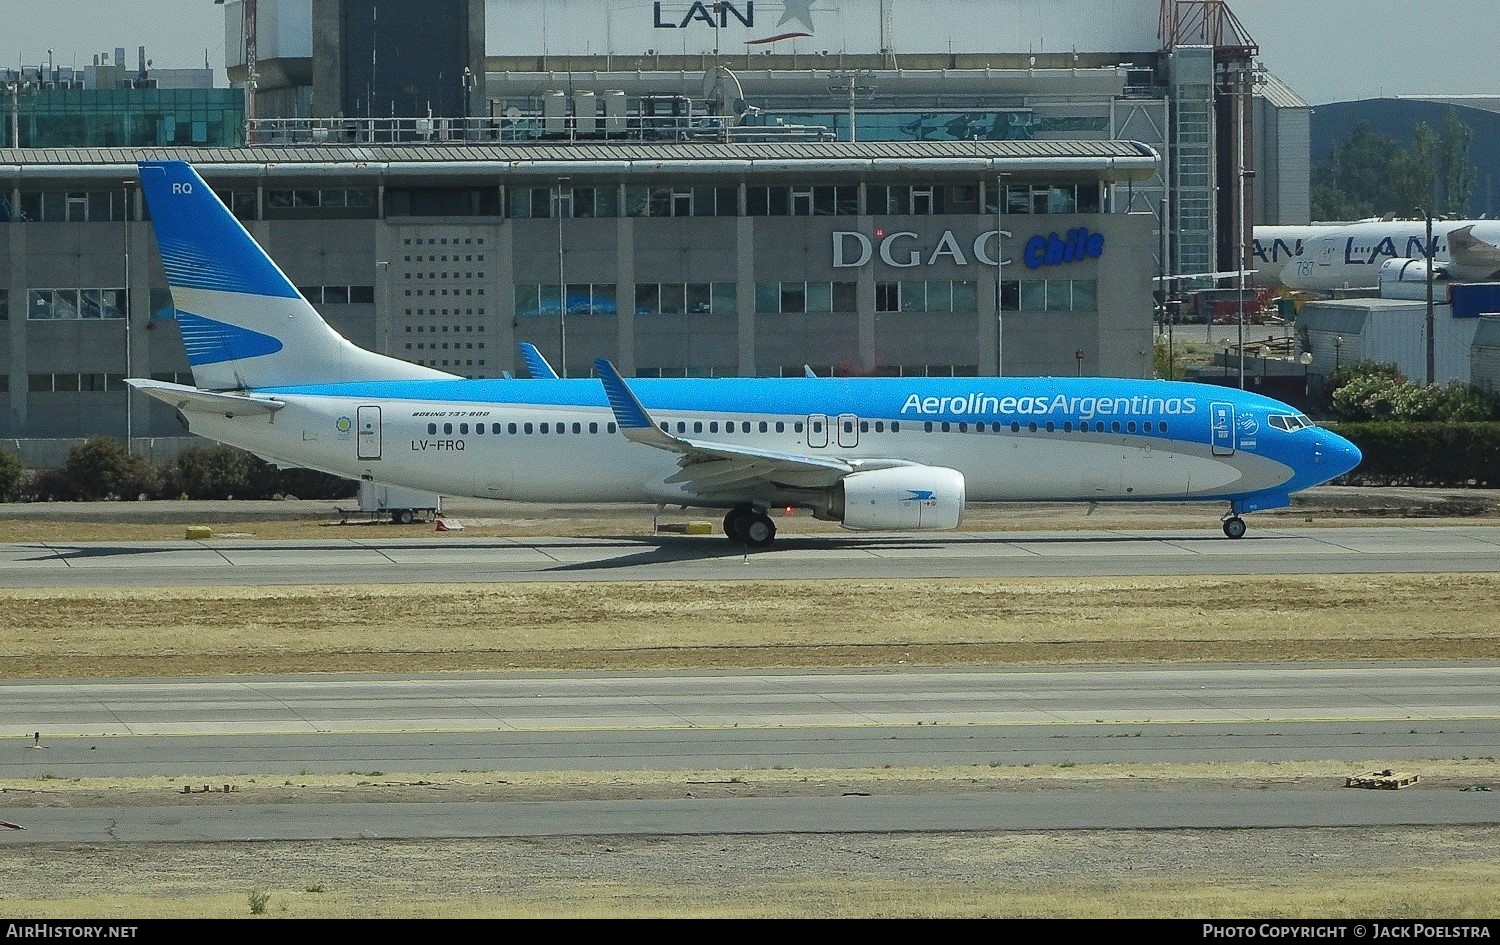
[177,311,284,366]
[137,162,301,300]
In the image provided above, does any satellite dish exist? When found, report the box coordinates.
[732,98,748,115]
[504,106,522,121]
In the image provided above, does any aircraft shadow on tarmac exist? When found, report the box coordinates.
[15,529,1273,566]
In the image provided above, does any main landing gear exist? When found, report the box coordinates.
[724,506,777,548]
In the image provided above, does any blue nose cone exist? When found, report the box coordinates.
[1324,430,1363,481]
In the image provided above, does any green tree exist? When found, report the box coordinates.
[1437,108,1474,217]
[1312,109,1476,220]
[58,437,161,501]
[0,448,23,502]
[171,444,261,499]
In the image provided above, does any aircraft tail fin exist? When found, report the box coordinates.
[136,160,455,391]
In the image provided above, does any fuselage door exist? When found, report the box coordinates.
[807,414,829,449]
[1209,402,1236,456]
[357,405,382,460]
[837,413,859,449]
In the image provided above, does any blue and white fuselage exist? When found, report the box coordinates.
[128,160,1361,546]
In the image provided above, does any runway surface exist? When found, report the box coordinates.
[4,664,1498,843]
[9,791,1496,844]
[4,524,1500,587]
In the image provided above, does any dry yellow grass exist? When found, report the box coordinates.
[3,838,1498,918]
[5,573,1499,678]
[4,558,1498,918]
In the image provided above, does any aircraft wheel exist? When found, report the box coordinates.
[1222,516,1247,539]
[744,513,777,549]
[394,509,416,526]
[723,507,752,543]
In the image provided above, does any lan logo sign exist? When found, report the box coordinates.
[652,2,817,44]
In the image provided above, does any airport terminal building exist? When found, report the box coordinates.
[0,140,1157,458]
[0,0,1307,461]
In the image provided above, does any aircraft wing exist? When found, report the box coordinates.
[519,342,560,379]
[124,378,286,416]
[595,358,905,495]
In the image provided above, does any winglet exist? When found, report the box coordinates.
[594,358,676,447]
[803,364,818,378]
[519,342,560,380]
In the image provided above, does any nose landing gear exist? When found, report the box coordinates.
[1222,515,1247,539]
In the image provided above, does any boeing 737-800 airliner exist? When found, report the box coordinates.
[127,161,1361,546]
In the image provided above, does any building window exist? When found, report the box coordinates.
[632,282,735,315]
[875,281,977,314]
[999,279,1098,313]
[869,184,947,215]
[388,187,501,217]
[516,284,619,316]
[756,282,857,314]
[623,185,737,217]
[16,190,133,222]
[266,188,376,217]
[27,288,125,320]
[983,183,1103,216]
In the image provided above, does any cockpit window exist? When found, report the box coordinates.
[1270,414,1314,431]
[1269,415,1290,431]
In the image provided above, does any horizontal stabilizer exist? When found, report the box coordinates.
[125,378,285,416]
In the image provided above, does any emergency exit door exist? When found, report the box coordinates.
[1209,402,1236,456]
[357,406,382,460]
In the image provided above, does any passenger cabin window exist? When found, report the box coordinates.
[427,423,437,435]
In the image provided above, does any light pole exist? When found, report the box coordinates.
[556,176,570,378]
[1333,335,1343,376]
[1232,62,1257,391]
[375,260,391,357]
[1237,167,1256,390]
[1413,206,1435,385]
[995,173,1009,376]
[461,67,474,139]
[122,178,134,455]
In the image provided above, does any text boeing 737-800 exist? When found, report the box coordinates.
[126,161,1361,546]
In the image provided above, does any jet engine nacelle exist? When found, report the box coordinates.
[1378,257,1444,284]
[836,465,966,531]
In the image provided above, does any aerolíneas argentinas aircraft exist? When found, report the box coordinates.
[128,161,1361,545]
